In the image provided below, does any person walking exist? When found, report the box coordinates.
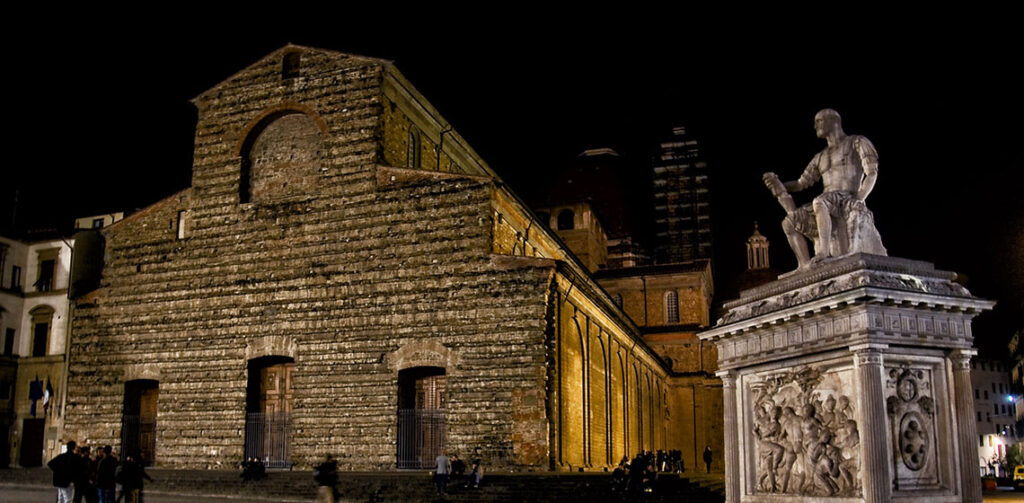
[314,454,338,503]
[116,451,153,503]
[48,441,81,503]
[469,447,484,489]
[703,446,713,474]
[95,446,118,503]
[434,450,451,495]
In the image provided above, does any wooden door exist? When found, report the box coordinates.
[20,418,45,467]
[259,362,294,415]
[139,386,158,464]
[414,375,445,410]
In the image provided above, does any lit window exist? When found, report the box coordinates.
[92,218,104,229]
[176,211,187,240]
[666,290,679,324]
[407,127,421,169]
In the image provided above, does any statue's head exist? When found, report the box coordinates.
[814,108,842,138]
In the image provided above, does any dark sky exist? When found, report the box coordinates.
[5,21,1021,356]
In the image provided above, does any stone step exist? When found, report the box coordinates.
[0,468,725,503]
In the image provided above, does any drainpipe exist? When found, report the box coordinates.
[641,276,648,326]
[59,239,74,450]
[435,125,452,169]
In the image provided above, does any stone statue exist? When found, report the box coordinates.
[763,109,887,268]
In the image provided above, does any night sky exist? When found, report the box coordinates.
[5,21,1021,356]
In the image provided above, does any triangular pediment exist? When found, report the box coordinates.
[192,44,392,103]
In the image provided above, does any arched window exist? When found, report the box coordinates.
[407,126,421,169]
[557,209,575,230]
[29,305,54,357]
[665,290,679,324]
[282,51,301,79]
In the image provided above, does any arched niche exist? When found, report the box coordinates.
[238,109,326,203]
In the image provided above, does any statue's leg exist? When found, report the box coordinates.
[812,197,832,259]
[782,217,811,268]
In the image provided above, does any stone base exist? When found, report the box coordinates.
[701,254,994,503]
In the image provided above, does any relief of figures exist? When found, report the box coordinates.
[751,367,861,497]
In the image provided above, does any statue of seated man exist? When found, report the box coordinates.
[763,109,886,268]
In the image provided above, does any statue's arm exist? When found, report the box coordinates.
[854,136,879,201]
[784,153,821,192]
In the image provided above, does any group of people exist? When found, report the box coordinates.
[48,441,153,503]
[239,457,268,482]
[611,447,714,497]
[433,448,484,496]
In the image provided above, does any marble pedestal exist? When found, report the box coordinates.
[700,254,994,503]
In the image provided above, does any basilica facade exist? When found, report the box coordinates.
[61,46,720,471]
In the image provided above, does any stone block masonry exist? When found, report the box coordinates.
[62,45,674,472]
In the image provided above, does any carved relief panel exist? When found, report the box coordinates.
[885,365,941,491]
[747,365,861,498]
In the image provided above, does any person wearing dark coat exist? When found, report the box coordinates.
[116,452,153,503]
[74,445,96,503]
[703,446,713,473]
[450,454,466,487]
[314,454,339,503]
[96,446,118,503]
[48,441,81,503]
[628,452,647,494]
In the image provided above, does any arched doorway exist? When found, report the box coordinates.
[396,366,445,469]
[245,356,294,468]
[122,379,159,466]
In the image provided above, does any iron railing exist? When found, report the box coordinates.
[245,412,291,468]
[121,415,156,466]
[397,408,445,469]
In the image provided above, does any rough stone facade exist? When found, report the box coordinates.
[62,46,671,471]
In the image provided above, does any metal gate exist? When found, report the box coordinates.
[245,412,291,468]
[396,408,445,469]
